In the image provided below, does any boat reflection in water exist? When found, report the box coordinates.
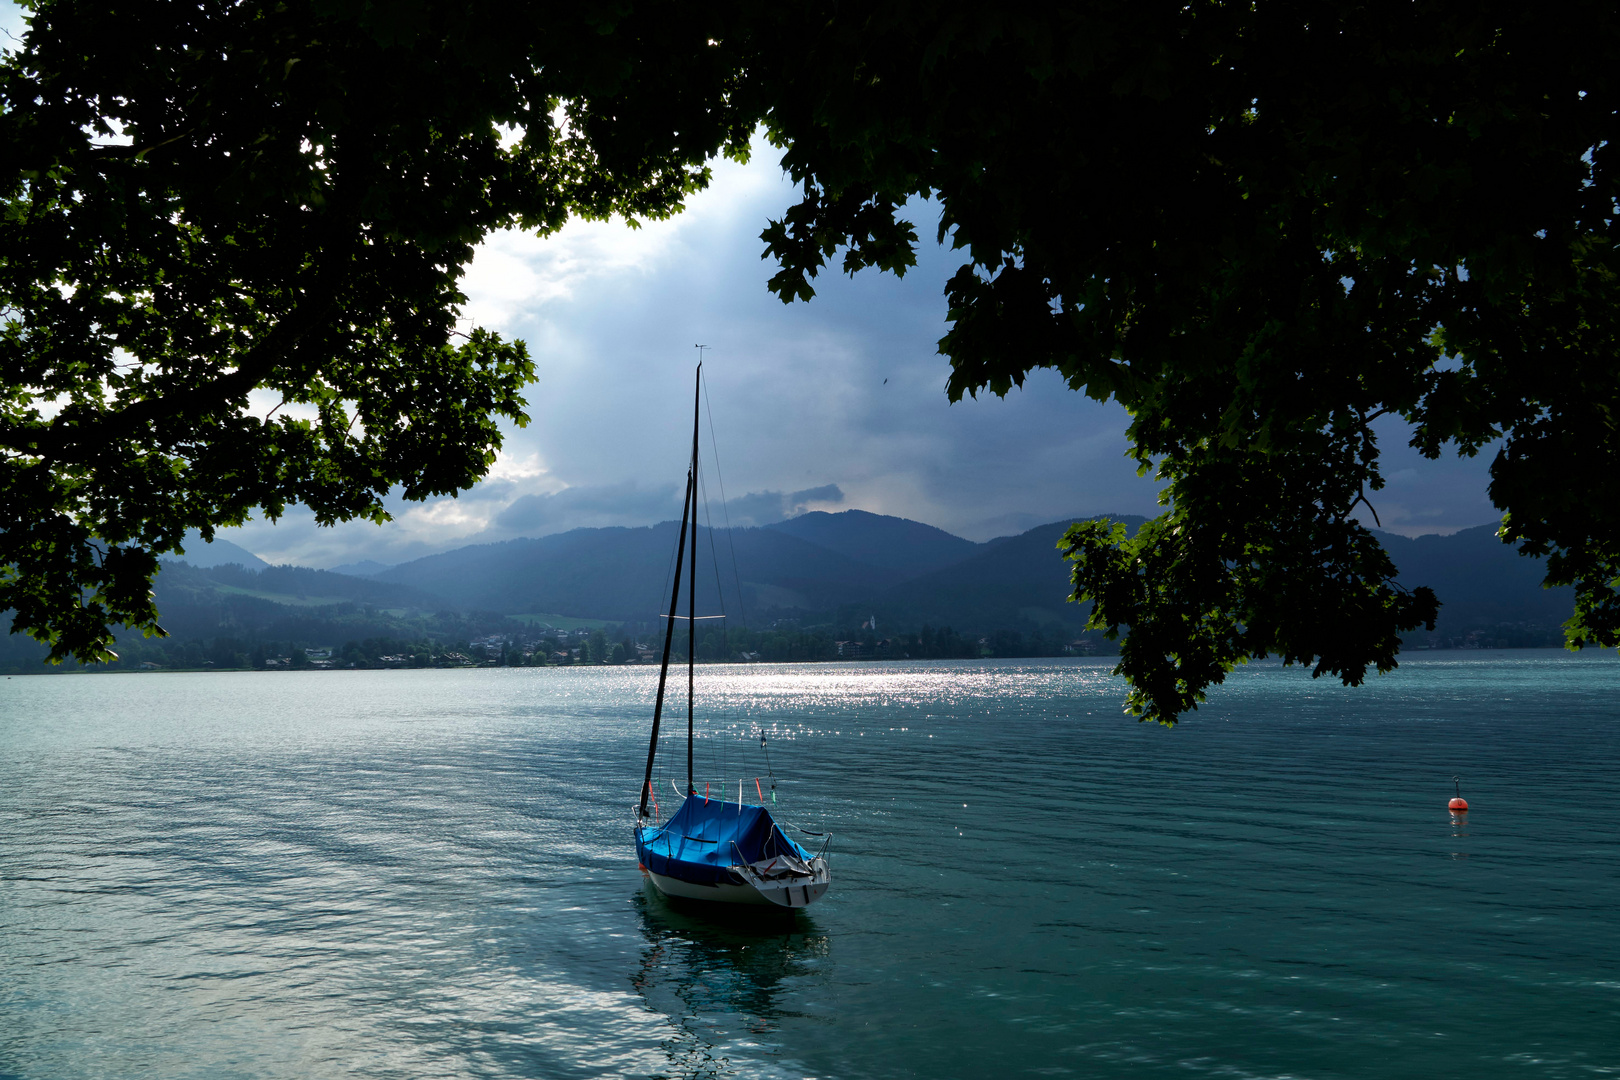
[630,886,832,1076]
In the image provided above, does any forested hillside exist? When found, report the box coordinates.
[370,521,898,620]
[1379,525,1574,647]
[764,509,983,576]
[0,560,524,674]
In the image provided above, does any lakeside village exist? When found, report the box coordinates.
[129,618,1106,674]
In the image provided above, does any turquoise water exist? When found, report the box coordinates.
[2,653,1617,1078]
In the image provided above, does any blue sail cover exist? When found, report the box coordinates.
[636,797,815,886]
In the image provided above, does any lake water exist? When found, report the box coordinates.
[2,653,1618,1079]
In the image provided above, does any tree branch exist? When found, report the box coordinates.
[6,274,340,462]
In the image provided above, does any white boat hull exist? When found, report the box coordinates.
[642,858,831,909]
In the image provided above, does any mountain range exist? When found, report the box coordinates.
[350,508,1568,645]
[360,509,1019,628]
[0,509,1579,673]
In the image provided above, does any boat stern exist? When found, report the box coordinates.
[733,855,831,908]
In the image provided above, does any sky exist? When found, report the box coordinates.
[234,147,1180,567]
[2,4,1501,569]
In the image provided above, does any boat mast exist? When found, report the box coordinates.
[638,423,697,820]
[686,362,700,797]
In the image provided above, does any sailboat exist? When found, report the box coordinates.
[633,362,832,909]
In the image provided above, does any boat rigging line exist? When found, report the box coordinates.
[701,366,750,640]
[759,727,776,804]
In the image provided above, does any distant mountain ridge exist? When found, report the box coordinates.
[76,509,1579,655]
[328,559,395,577]
[0,508,1582,676]
[764,509,981,577]
[1375,523,1575,632]
[366,509,1572,646]
[371,518,900,621]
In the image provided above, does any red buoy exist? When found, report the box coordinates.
[1449,797,1468,811]
[1449,776,1468,812]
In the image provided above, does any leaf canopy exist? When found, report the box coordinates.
[1,0,754,660]
[750,0,1620,721]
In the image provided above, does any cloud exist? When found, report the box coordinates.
[457,142,786,332]
[493,479,844,536]
[723,484,845,527]
[494,481,684,535]
[787,484,844,514]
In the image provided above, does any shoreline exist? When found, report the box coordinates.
[7,643,1610,677]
